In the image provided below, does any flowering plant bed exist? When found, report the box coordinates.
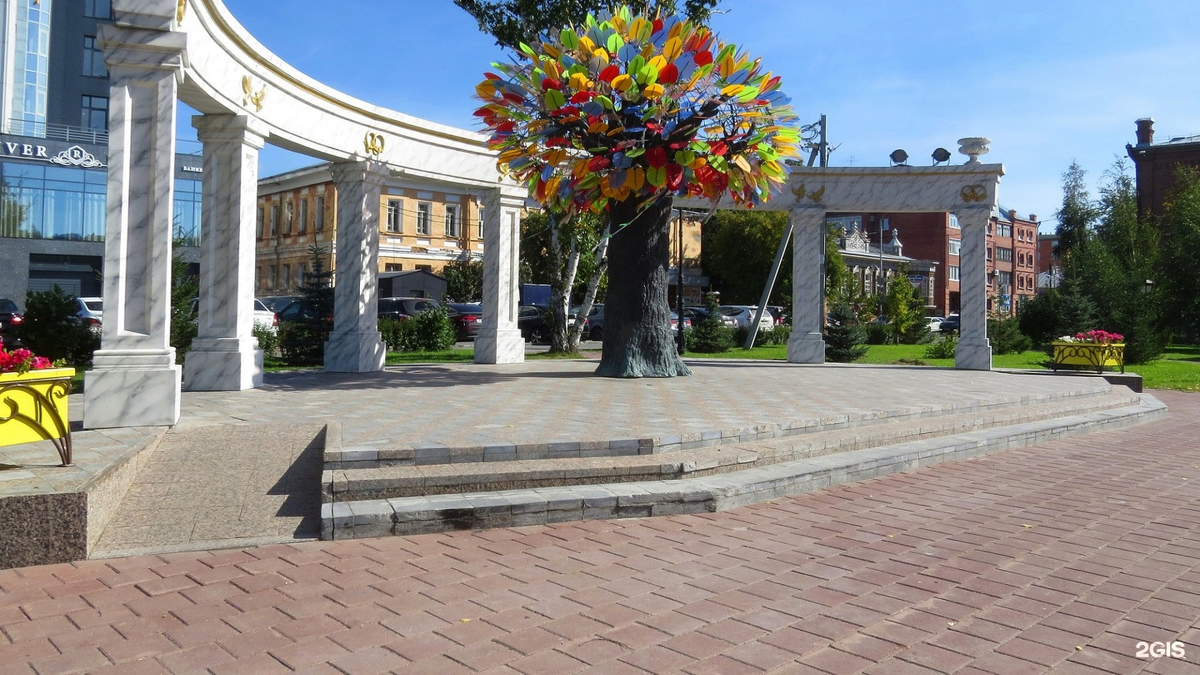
[0,340,73,465]
[1052,331,1125,374]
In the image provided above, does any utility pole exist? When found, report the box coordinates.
[745,115,828,349]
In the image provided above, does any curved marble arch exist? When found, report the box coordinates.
[83,0,526,429]
[680,162,1003,370]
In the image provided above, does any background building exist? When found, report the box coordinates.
[826,213,940,314]
[254,164,484,296]
[1126,117,1200,218]
[0,0,202,306]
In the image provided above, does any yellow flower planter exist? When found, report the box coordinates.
[0,367,75,466]
[1051,342,1125,374]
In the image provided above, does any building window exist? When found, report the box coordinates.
[416,264,433,272]
[270,204,279,236]
[445,204,460,238]
[416,202,432,236]
[282,264,291,288]
[385,263,403,272]
[315,196,325,231]
[81,95,108,131]
[949,214,961,229]
[82,36,106,77]
[880,217,890,231]
[298,199,308,233]
[1018,275,1025,290]
[948,238,961,256]
[386,199,403,233]
[477,208,484,240]
[986,247,993,261]
[268,265,277,289]
[256,205,264,237]
[284,201,294,234]
[84,0,112,18]
[997,223,1012,238]
[996,247,1013,262]
[297,263,307,286]
[949,266,960,282]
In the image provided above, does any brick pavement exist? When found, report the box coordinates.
[1,390,1198,674]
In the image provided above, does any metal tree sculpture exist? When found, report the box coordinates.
[476,5,800,377]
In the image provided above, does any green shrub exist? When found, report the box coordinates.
[378,317,406,351]
[824,302,867,362]
[924,334,958,359]
[988,315,1033,355]
[865,322,889,345]
[278,321,326,365]
[688,295,735,353]
[253,324,279,357]
[400,306,456,352]
[19,287,99,366]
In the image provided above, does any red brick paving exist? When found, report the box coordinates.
[2,391,1200,673]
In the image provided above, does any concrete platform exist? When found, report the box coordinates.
[0,359,1167,567]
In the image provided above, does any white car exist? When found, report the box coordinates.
[190,297,278,334]
[926,316,944,332]
[720,305,775,331]
[73,296,104,332]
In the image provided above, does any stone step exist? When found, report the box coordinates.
[323,387,1142,505]
[324,384,1130,470]
[322,394,1166,540]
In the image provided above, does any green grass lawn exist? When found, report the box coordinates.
[685,342,1200,392]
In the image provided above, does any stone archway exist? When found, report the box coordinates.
[84,0,526,429]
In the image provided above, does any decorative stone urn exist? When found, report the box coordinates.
[957,137,991,164]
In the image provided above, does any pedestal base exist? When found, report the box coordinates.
[183,338,264,391]
[955,337,993,371]
[474,329,525,364]
[84,349,181,428]
[787,332,826,364]
[324,330,386,372]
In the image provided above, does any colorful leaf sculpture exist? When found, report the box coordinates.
[474,5,800,216]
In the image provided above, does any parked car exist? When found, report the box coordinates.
[275,298,332,328]
[720,305,775,331]
[377,296,439,321]
[765,306,788,326]
[446,302,483,341]
[190,298,279,334]
[517,304,588,344]
[670,311,692,336]
[939,314,960,333]
[72,296,104,332]
[0,298,23,347]
[684,306,737,328]
[926,316,944,333]
[259,295,301,313]
[572,303,605,341]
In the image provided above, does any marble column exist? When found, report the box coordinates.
[84,24,186,429]
[474,189,525,364]
[325,161,388,372]
[955,207,992,370]
[183,115,269,390]
[787,207,827,364]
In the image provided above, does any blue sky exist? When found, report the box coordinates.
[206,0,1200,232]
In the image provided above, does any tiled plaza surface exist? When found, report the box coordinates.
[0,390,1197,674]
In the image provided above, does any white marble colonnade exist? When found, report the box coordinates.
[475,189,527,364]
[183,114,269,390]
[326,162,388,372]
[84,20,186,428]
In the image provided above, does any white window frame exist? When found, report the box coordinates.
[386,199,403,233]
[298,199,308,233]
[445,204,460,238]
[948,238,961,256]
[417,202,432,236]
[315,196,325,231]
[949,265,960,282]
[949,213,961,229]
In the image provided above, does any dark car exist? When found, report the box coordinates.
[574,303,604,341]
[377,297,438,321]
[940,314,961,333]
[277,298,332,325]
[517,304,588,345]
[0,298,23,348]
[260,295,302,313]
[446,303,483,341]
[684,306,737,328]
